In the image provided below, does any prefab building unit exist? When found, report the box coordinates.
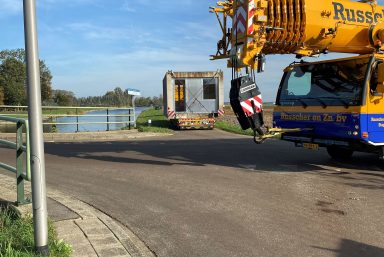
[163,71,224,117]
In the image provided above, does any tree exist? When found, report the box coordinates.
[40,61,53,103]
[0,49,53,103]
[152,94,163,107]
[0,58,26,105]
[68,87,162,108]
[0,49,25,62]
[113,87,131,106]
[0,88,4,105]
[53,90,75,106]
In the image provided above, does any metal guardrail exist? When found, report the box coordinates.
[0,116,31,205]
[0,106,136,132]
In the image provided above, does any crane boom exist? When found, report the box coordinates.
[211,0,384,69]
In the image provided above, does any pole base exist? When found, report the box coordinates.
[36,245,50,256]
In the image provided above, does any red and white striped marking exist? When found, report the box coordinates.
[167,108,176,120]
[233,1,254,37]
[247,0,255,35]
[233,5,247,36]
[241,95,263,116]
[218,108,225,116]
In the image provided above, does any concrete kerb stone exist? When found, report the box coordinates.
[0,173,155,257]
[0,130,172,143]
[94,209,156,257]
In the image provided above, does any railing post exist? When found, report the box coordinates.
[76,108,79,132]
[16,121,25,206]
[128,109,131,130]
[107,109,110,131]
[25,120,31,181]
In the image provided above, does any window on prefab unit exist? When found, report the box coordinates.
[203,78,216,99]
[175,79,186,112]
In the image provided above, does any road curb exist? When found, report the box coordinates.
[0,173,155,257]
[0,130,172,143]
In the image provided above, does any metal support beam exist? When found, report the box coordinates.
[23,0,49,255]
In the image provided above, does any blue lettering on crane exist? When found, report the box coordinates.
[332,2,384,23]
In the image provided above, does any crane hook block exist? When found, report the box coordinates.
[230,76,264,135]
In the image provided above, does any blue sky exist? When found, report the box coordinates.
[0,0,384,101]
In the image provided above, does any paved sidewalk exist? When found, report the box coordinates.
[0,173,155,257]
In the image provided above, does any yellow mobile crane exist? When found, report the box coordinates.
[211,0,384,159]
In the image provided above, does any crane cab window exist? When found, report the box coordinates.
[286,69,311,96]
[278,58,370,107]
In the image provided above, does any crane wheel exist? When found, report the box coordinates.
[326,146,354,160]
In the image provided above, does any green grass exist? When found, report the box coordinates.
[0,109,81,120]
[1,108,86,117]
[136,108,254,135]
[135,108,172,133]
[0,205,72,257]
[43,109,82,116]
[215,121,254,136]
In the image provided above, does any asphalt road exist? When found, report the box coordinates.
[2,129,384,257]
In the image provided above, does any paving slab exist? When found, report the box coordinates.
[47,198,79,222]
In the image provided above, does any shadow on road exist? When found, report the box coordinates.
[48,136,383,190]
[314,239,384,257]
[44,136,384,174]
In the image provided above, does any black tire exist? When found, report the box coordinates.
[326,146,354,160]
[255,127,264,136]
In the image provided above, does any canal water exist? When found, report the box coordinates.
[56,106,149,133]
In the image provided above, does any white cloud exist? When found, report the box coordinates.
[65,22,160,46]
[67,22,133,40]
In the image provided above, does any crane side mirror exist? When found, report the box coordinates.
[284,65,294,72]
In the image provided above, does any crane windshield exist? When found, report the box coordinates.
[277,58,370,107]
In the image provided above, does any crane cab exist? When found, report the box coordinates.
[273,54,384,158]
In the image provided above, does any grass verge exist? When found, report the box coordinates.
[136,108,173,133]
[1,108,89,119]
[215,121,254,136]
[0,205,72,257]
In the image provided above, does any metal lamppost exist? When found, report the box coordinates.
[23,0,49,255]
